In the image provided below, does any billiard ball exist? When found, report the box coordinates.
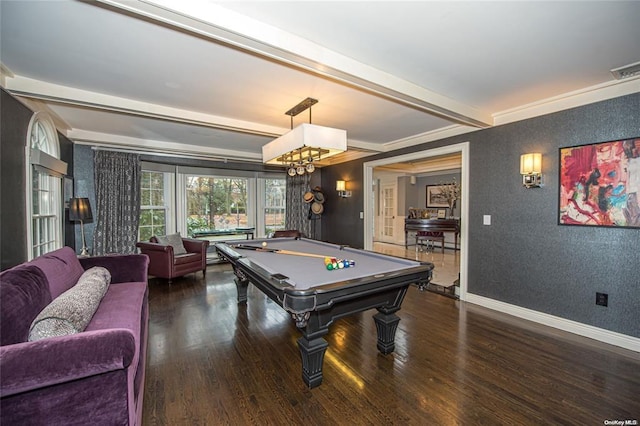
[262,242,267,247]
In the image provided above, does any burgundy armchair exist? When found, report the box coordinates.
[136,236,209,282]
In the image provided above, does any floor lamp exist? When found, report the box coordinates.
[69,197,93,256]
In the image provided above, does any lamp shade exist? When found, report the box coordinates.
[69,197,93,221]
[262,123,347,165]
[520,153,542,175]
[336,180,346,191]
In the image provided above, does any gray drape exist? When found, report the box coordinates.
[285,174,313,238]
[93,151,141,255]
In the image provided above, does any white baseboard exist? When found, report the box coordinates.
[465,293,640,353]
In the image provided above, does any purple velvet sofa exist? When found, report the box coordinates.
[0,247,150,425]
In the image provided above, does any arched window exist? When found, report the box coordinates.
[26,112,67,259]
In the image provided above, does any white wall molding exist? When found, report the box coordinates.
[466,293,640,353]
[364,142,470,299]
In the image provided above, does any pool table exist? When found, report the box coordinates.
[215,237,434,388]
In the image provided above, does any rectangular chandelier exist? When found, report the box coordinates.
[262,98,347,174]
[262,123,347,166]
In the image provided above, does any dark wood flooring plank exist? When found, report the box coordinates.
[142,265,640,425]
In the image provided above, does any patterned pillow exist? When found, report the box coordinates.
[28,267,111,341]
[156,233,187,255]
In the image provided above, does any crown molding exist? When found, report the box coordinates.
[493,76,640,126]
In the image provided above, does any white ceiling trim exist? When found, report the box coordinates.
[6,75,389,153]
[69,129,263,162]
[18,97,71,132]
[383,77,640,151]
[5,75,286,137]
[494,76,640,126]
[0,63,14,87]
[382,124,480,152]
[343,139,385,153]
[96,0,493,128]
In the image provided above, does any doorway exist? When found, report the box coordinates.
[363,142,469,300]
[379,181,397,244]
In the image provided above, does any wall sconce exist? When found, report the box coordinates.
[520,153,543,188]
[336,180,352,198]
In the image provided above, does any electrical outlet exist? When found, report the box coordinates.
[596,292,608,307]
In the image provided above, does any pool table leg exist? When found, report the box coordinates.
[233,273,249,303]
[297,331,329,389]
[373,310,401,355]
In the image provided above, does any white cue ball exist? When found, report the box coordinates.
[262,242,267,247]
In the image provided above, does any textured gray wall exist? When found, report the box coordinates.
[1,90,31,269]
[468,94,639,337]
[73,145,96,253]
[321,157,366,247]
[323,93,640,337]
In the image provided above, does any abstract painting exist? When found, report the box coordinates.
[559,137,640,228]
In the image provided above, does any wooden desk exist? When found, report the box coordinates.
[404,219,460,251]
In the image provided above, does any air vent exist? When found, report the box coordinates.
[610,61,640,80]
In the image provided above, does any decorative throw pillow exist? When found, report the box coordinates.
[28,267,111,341]
[156,233,187,255]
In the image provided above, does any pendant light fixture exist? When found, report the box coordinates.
[262,98,347,175]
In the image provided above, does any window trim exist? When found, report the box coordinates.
[139,170,175,240]
[25,112,65,260]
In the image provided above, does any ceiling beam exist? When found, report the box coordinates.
[69,129,264,162]
[5,75,286,137]
[95,0,494,128]
[5,75,387,154]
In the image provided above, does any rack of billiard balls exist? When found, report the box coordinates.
[324,257,355,271]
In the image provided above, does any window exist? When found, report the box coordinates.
[185,176,249,236]
[263,178,286,235]
[164,166,284,239]
[31,170,60,257]
[139,171,170,241]
[26,112,66,259]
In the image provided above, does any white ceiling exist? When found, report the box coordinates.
[1,1,639,166]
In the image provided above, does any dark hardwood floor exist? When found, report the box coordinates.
[143,265,640,425]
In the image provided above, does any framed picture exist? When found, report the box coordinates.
[559,137,640,228]
[426,185,449,208]
[437,209,447,219]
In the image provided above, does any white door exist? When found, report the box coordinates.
[379,183,396,243]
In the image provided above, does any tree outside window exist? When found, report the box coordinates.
[186,176,248,236]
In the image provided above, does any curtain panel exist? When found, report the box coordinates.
[285,174,313,238]
[93,151,141,255]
